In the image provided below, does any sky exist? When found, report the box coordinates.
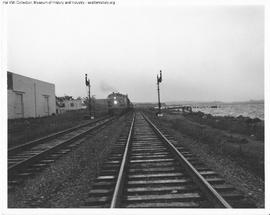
[5,3,264,103]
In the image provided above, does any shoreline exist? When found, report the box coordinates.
[166,102,264,120]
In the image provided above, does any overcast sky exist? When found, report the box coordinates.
[6,3,264,103]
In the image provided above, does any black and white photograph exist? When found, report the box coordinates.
[0,0,269,214]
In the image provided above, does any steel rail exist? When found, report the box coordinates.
[110,114,135,208]
[8,117,114,178]
[142,112,232,208]
[8,115,110,156]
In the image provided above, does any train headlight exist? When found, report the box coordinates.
[114,100,118,105]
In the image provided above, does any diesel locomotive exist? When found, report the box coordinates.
[107,92,133,115]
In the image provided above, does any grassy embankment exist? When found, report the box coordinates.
[150,110,264,178]
[184,111,264,141]
[8,109,108,148]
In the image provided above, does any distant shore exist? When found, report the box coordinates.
[165,99,264,106]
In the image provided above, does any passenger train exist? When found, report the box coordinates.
[107,92,133,115]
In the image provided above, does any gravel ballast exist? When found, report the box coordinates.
[8,114,131,208]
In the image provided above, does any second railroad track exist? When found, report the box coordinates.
[8,116,114,188]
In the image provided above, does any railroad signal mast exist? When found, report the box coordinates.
[85,74,94,119]
[157,70,163,117]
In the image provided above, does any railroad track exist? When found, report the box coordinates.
[82,112,254,208]
[8,116,114,188]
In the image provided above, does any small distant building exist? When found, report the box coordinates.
[8,72,56,119]
[95,99,108,107]
[56,100,66,114]
[94,99,109,114]
[62,99,85,111]
[56,97,86,114]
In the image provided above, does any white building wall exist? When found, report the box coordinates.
[8,72,56,119]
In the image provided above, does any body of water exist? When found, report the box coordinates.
[192,103,264,120]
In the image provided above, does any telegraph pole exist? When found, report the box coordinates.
[157,70,162,116]
[85,74,93,118]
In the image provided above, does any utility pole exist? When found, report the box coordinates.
[85,74,93,119]
[157,70,163,116]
